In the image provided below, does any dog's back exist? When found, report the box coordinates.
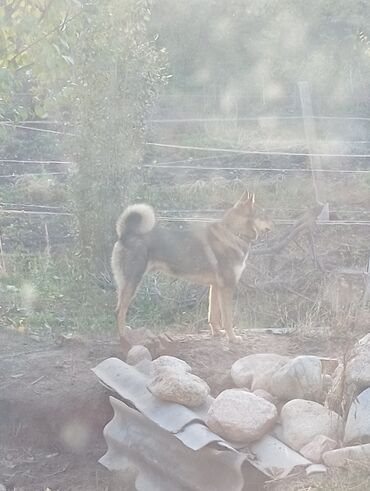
[112,205,220,286]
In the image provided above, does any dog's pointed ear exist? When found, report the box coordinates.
[235,189,249,206]
[235,190,255,208]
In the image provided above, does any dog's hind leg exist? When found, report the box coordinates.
[218,287,242,343]
[115,252,148,354]
[208,285,223,337]
[116,277,143,355]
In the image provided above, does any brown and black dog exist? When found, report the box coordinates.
[111,191,271,347]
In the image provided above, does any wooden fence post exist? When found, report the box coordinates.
[361,255,370,307]
[299,81,329,220]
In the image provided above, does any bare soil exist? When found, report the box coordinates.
[0,327,341,491]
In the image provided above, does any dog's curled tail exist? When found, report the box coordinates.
[116,204,156,239]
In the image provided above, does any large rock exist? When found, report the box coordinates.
[271,356,324,402]
[344,388,370,444]
[328,335,370,415]
[325,363,346,414]
[231,353,289,390]
[148,370,209,407]
[323,444,370,467]
[126,345,152,365]
[150,355,191,377]
[206,389,278,442]
[280,399,343,451]
[299,435,338,463]
[346,334,370,390]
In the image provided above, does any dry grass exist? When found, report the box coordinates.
[14,174,67,204]
[267,466,370,491]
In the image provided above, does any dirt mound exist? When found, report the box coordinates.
[0,328,334,490]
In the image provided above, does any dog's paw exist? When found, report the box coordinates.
[229,334,243,344]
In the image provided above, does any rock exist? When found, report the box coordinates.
[271,356,324,402]
[280,399,343,451]
[322,374,333,392]
[346,334,370,391]
[126,345,152,365]
[148,370,209,407]
[231,353,289,389]
[253,389,277,404]
[328,335,370,415]
[305,464,327,477]
[344,388,370,444]
[325,363,346,414]
[150,355,191,377]
[206,388,278,442]
[300,435,338,463]
[319,357,338,376]
[323,444,370,467]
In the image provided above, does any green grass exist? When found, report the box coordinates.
[0,252,116,335]
[0,250,208,337]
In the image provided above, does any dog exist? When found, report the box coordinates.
[111,190,272,348]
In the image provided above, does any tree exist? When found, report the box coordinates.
[0,0,167,267]
[68,0,167,267]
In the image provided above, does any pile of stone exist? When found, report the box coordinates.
[126,333,370,469]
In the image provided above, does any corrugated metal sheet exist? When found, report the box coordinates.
[248,434,311,479]
[176,421,235,451]
[100,397,249,491]
[94,357,320,489]
[92,357,212,433]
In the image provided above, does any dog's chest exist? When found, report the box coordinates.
[233,249,250,282]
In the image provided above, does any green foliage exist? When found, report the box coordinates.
[0,0,83,119]
[69,0,167,264]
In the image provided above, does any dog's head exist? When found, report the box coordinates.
[232,190,272,240]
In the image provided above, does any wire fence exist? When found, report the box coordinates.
[5,114,370,126]
[1,207,370,227]
[145,164,370,174]
[1,172,68,179]
[2,114,370,245]
[0,201,67,210]
[0,209,73,216]
[146,142,370,159]
[0,121,72,136]
[0,159,72,165]
[147,115,370,123]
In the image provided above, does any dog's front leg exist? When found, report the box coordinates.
[218,286,242,343]
[208,285,223,337]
